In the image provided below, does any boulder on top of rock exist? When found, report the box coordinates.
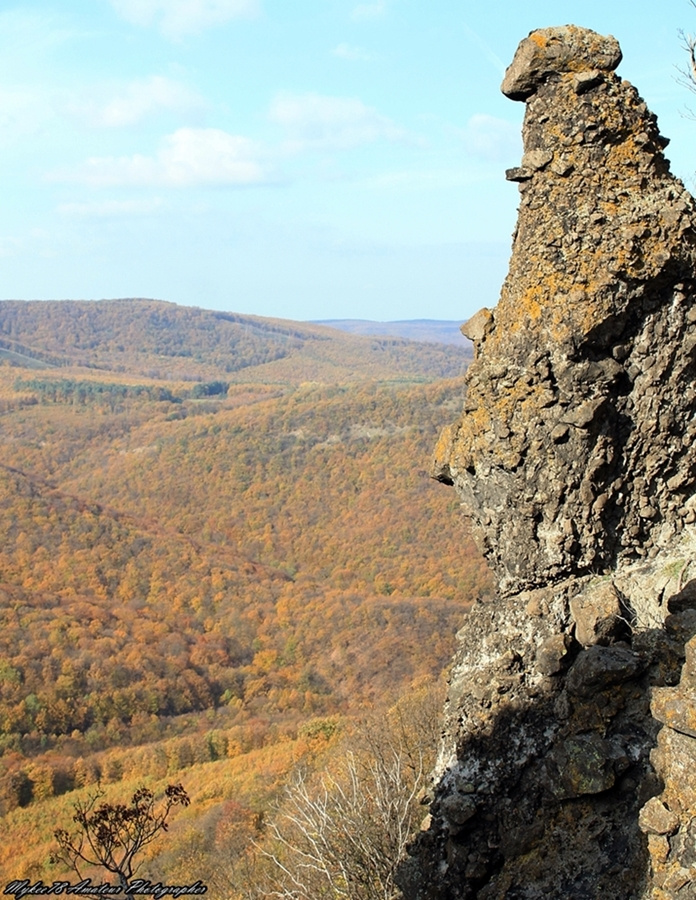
[403,24,696,900]
[502,25,622,100]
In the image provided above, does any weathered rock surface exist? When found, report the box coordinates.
[399,25,696,900]
[645,633,696,896]
[432,23,696,597]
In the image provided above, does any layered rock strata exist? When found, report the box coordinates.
[399,26,696,899]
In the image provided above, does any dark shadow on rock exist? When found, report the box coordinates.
[396,580,696,899]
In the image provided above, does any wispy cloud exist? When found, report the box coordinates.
[65,76,207,128]
[109,0,260,39]
[363,167,497,190]
[457,114,520,161]
[0,86,53,141]
[51,128,272,187]
[0,9,79,62]
[58,198,165,217]
[332,43,373,62]
[270,92,405,151]
[0,235,23,259]
[351,1,388,21]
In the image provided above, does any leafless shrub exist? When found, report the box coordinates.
[253,678,445,900]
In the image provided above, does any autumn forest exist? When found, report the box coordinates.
[0,299,491,893]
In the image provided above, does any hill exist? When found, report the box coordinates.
[0,298,491,888]
[0,299,469,383]
[314,318,470,346]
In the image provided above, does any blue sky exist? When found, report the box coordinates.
[1,0,694,322]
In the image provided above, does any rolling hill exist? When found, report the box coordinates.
[0,298,491,889]
[0,299,470,383]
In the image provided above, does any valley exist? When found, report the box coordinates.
[0,299,489,890]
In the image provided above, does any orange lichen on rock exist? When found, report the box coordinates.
[434,23,696,595]
[399,29,696,899]
[501,25,622,100]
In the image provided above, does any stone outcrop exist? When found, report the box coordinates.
[432,24,696,598]
[399,26,696,900]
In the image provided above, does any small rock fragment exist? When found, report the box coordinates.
[536,633,574,675]
[461,307,494,344]
[639,797,679,836]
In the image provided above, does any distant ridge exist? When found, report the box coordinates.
[0,299,470,383]
[314,319,470,347]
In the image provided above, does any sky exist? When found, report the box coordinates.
[1,0,695,323]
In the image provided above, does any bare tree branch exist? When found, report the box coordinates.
[51,783,190,890]
[677,0,696,117]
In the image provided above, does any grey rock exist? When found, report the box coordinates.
[432,18,696,597]
[561,397,607,429]
[505,166,533,182]
[521,149,553,171]
[566,644,643,696]
[572,69,604,93]
[461,307,494,345]
[651,682,696,739]
[550,157,574,176]
[569,580,625,646]
[501,25,622,101]
[402,23,696,900]
[547,734,616,799]
[536,632,573,675]
[440,792,477,826]
[639,797,680,835]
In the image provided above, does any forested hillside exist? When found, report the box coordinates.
[0,299,489,888]
[0,299,470,382]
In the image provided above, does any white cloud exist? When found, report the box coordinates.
[58,198,165,217]
[458,114,520,162]
[65,76,207,128]
[0,86,51,140]
[110,0,260,38]
[332,43,372,61]
[0,235,22,259]
[51,128,271,187]
[351,1,387,21]
[269,92,405,151]
[0,9,78,64]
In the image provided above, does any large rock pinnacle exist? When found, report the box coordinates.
[433,25,696,597]
[399,26,696,900]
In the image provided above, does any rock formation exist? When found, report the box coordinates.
[398,26,696,899]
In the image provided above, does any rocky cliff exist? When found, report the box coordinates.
[398,26,696,899]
